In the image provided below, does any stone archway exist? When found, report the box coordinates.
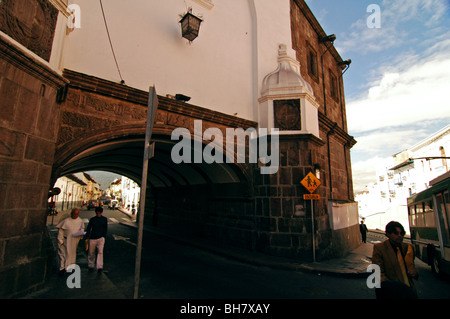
[53,70,258,249]
[54,127,257,250]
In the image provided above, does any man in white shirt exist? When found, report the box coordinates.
[56,208,85,275]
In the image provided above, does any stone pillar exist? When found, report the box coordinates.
[253,135,327,259]
[0,31,68,297]
[253,44,360,260]
[254,44,330,260]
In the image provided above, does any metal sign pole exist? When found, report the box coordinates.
[311,199,315,263]
[300,172,320,263]
[134,86,158,299]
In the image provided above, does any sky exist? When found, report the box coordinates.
[86,171,121,189]
[305,0,450,192]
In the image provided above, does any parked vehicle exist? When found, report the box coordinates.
[108,200,118,209]
[407,171,450,277]
[87,199,99,210]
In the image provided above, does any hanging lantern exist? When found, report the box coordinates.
[179,8,203,42]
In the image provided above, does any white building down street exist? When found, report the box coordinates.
[50,172,101,212]
[120,176,141,213]
[356,125,450,233]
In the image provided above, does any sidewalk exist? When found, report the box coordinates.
[23,224,126,299]
[24,207,373,299]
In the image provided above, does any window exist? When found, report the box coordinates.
[329,70,339,101]
[440,146,448,171]
[307,48,318,79]
[424,203,436,227]
[416,204,424,227]
[409,206,416,226]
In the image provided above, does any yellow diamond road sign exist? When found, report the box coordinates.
[301,172,321,193]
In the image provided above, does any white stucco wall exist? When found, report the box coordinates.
[57,0,294,122]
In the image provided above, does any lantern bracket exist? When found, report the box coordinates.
[179,8,203,42]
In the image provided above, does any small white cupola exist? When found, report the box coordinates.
[259,44,320,138]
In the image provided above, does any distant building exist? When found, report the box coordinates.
[51,172,101,211]
[106,177,140,210]
[108,178,122,201]
[356,125,450,232]
[121,176,140,212]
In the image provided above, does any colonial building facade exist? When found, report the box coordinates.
[51,172,100,212]
[357,125,450,232]
[0,0,357,297]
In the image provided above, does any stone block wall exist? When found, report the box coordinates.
[0,0,58,61]
[253,136,328,260]
[149,182,256,250]
[0,33,67,298]
[291,0,348,129]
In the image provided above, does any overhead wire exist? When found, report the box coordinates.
[99,0,125,84]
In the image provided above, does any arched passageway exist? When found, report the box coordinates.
[54,131,256,249]
[58,134,249,188]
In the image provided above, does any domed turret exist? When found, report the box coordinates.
[258,44,320,139]
[261,44,313,96]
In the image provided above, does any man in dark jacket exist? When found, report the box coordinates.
[372,221,419,298]
[85,206,108,272]
[360,220,368,243]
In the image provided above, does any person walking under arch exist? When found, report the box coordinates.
[360,220,368,243]
[56,208,85,275]
[85,207,108,272]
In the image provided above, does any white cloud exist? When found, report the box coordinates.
[338,0,448,55]
[347,52,450,134]
[346,31,450,192]
[313,0,450,193]
[352,129,428,155]
[350,127,434,192]
[337,21,403,55]
[347,47,450,191]
[382,0,448,26]
[351,156,391,193]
